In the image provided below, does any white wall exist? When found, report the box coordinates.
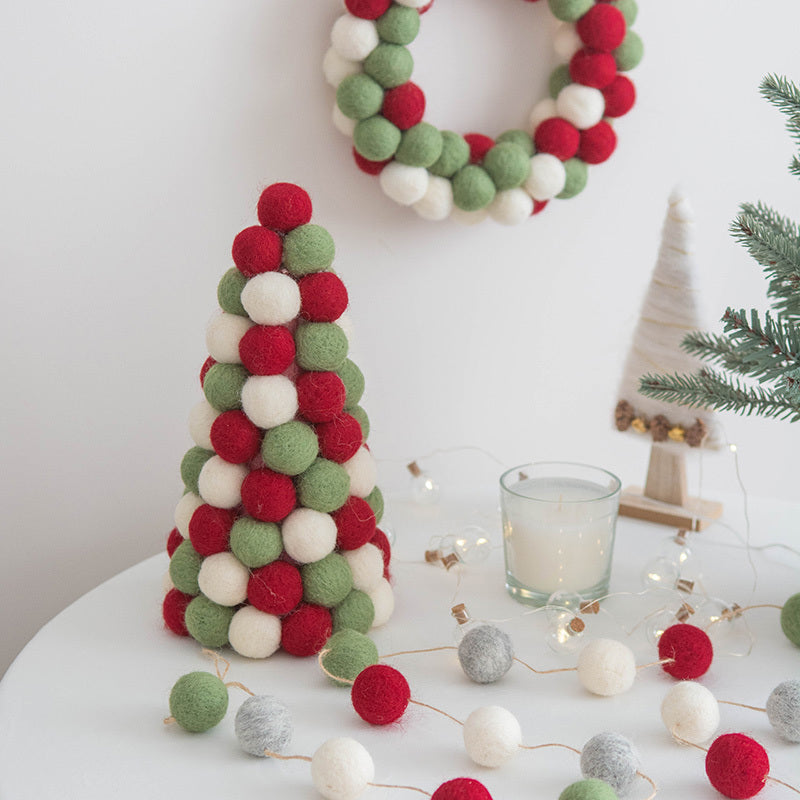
[2,0,799,676]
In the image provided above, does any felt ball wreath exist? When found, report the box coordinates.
[324,0,642,225]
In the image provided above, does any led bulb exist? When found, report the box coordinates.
[411,472,440,504]
[695,598,753,657]
[641,556,679,591]
[454,526,492,564]
[546,608,585,653]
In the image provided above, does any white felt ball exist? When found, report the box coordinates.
[281,508,337,564]
[311,737,375,800]
[463,706,522,768]
[241,375,298,430]
[241,272,301,326]
[333,103,357,137]
[556,84,606,130]
[379,162,430,206]
[197,456,247,509]
[162,571,174,594]
[577,639,636,696]
[188,400,218,451]
[528,98,558,131]
[413,175,454,221]
[174,492,203,538]
[368,578,394,627]
[343,544,384,593]
[524,154,567,202]
[331,14,379,62]
[198,552,250,606]
[336,313,355,345]
[489,188,534,225]
[450,206,489,226]
[229,606,282,659]
[205,311,252,364]
[395,0,428,7]
[342,446,377,498]
[323,46,361,88]
[554,23,582,59]
[660,682,720,744]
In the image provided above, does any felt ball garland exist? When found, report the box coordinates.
[163,182,393,659]
[324,0,642,224]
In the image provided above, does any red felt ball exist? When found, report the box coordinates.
[232,226,283,277]
[432,778,493,800]
[464,133,495,164]
[351,664,410,725]
[163,588,194,636]
[296,371,347,423]
[578,121,617,164]
[345,0,391,18]
[188,504,235,556]
[248,560,303,616]
[705,734,769,800]
[210,410,262,464]
[199,356,216,388]
[534,118,580,161]
[166,527,183,557]
[370,529,392,571]
[569,48,618,89]
[280,603,333,656]
[532,200,549,215]
[316,413,364,463]
[602,74,636,117]
[257,182,313,232]
[382,82,426,130]
[353,148,392,176]
[658,623,714,679]
[576,4,626,51]
[240,468,296,522]
[299,272,349,323]
[238,325,296,376]
[333,496,377,551]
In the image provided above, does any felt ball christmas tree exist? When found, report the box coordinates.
[614,190,723,530]
[162,182,393,658]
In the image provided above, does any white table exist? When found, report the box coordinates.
[1,493,798,799]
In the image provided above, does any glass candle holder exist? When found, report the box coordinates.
[500,462,621,606]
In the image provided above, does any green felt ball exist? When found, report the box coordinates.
[559,779,619,800]
[483,142,531,190]
[261,420,319,476]
[333,590,375,634]
[169,540,203,595]
[321,629,379,687]
[558,158,589,199]
[496,129,535,157]
[217,267,248,316]
[295,322,349,371]
[354,115,402,161]
[229,518,282,568]
[349,405,370,439]
[376,4,420,45]
[181,447,214,494]
[302,552,354,608]
[452,165,496,212]
[283,224,335,277]
[614,31,643,71]
[297,458,351,513]
[429,131,470,178]
[184,596,234,649]
[548,0,593,22]
[338,358,365,408]
[365,485,384,523]
[610,0,637,25]
[203,363,248,411]
[781,593,800,646]
[549,64,572,99]
[396,123,444,168]
[337,74,385,121]
[363,43,413,89]
[169,671,229,733]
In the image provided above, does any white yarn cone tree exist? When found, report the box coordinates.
[614,190,722,530]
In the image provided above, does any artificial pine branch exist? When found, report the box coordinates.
[761,73,800,149]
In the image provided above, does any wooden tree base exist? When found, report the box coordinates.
[619,486,723,531]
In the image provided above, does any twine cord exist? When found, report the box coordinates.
[718,699,767,713]
[263,750,312,763]
[225,680,255,696]
[201,648,230,682]
[519,742,582,756]
[513,656,577,675]
[409,699,463,726]
[317,649,355,686]
[637,657,674,671]
[637,770,659,800]
[369,782,431,796]
[381,646,457,658]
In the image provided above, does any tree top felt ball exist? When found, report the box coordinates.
[281,603,334,657]
[311,737,375,800]
[302,551,354,608]
[217,267,248,316]
[283,224,336,276]
[234,694,293,757]
[705,734,769,800]
[248,560,303,616]
[351,664,410,725]
[457,624,514,684]
[299,271,349,323]
[297,371,347,423]
[169,671,229,733]
[657,624,713,680]
[241,467,297,522]
[780,592,800,646]
[162,588,192,637]
[257,182,313,232]
[338,359,366,408]
[232,226,282,277]
[321,629,379,687]
[297,458,351,513]
[261,420,320,476]
[296,322,350,372]
[376,4,420,44]
[184,596,234,649]
[169,539,203,595]
[228,606,282,659]
[333,589,375,634]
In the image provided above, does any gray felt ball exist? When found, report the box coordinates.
[234,694,293,757]
[766,679,800,742]
[457,624,514,684]
[580,732,640,796]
